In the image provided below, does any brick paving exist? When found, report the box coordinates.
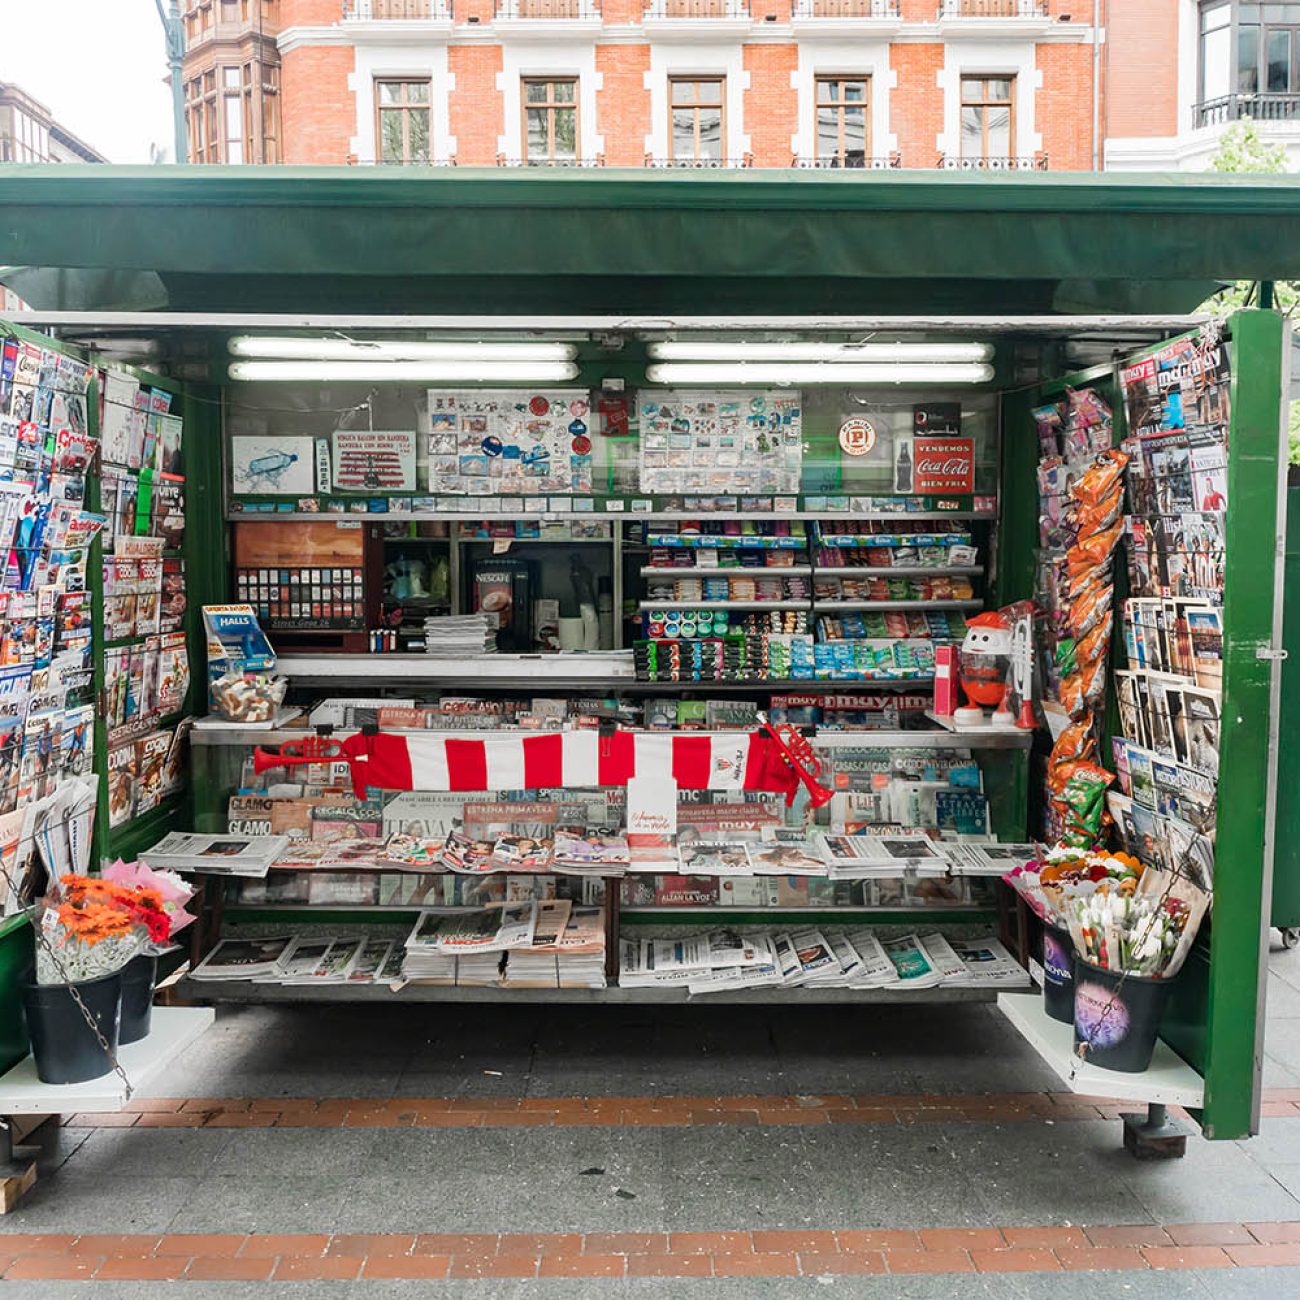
[2,1225,1299,1280]
[57,1088,1202,1130]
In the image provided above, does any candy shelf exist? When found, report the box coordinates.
[641,565,813,577]
[636,600,811,612]
[812,565,984,577]
[812,600,983,611]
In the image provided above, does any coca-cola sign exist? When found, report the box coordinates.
[913,436,974,493]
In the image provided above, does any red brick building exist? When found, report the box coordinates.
[181,1,1110,170]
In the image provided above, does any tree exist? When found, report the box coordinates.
[1199,120,1300,461]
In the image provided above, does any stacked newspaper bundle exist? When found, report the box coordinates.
[189,933,402,985]
[618,928,1025,996]
[502,902,606,988]
[423,614,497,658]
[815,832,952,880]
[402,900,538,981]
[142,832,290,879]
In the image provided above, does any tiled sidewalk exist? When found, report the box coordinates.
[2,939,1300,1294]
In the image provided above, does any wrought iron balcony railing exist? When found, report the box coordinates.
[496,156,606,167]
[342,0,450,17]
[937,153,1048,170]
[645,155,752,168]
[1194,93,1300,128]
[938,0,1048,16]
[496,0,600,16]
[793,0,900,17]
[793,153,901,168]
[643,0,748,17]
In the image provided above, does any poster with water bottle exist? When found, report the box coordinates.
[230,436,317,495]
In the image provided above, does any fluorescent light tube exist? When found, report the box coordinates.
[228,336,577,361]
[227,360,581,383]
[644,362,995,386]
[647,341,994,363]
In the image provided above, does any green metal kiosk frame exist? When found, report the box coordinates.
[0,166,1295,1146]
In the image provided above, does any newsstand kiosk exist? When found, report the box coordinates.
[0,168,1294,1205]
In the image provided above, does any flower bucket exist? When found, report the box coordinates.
[119,953,158,1045]
[1072,960,1173,1074]
[1041,923,1075,1025]
[21,971,123,1085]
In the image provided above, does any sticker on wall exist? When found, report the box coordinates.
[838,417,877,458]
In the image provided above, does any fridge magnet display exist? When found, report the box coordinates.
[638,391,803,495]
[333,430,416,493]
[230,436,316,495]
[427,389,591,495]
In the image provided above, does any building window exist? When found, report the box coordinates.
[262,65,281,163]
[671,78,724,163]
[223,66,244,164]
[1239,4,1300,99]
[1199,2,1232,104]
[960,75,1014,162]
[523,78,578,163]
[375,79,431,164]
[815,76,869,167]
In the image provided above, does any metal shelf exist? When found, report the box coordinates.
[813,599,983,611]
[998,992,1204,1107]
[172,978,1009,1006]
[192,721,1025,750]
[229,509,993,524]
[637,600,810,612]
[812,565,983,577]
[619,905,987,915]
[640,565,813,577]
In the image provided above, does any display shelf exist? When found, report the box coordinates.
[275,652,636,685]
[812,600,983,611]
[641,565,813,577]
[812,566,984,578]
[997,993,1204,1108]
[190,722,1018,749]
[228,509,993,524]
[173,978,1008,1005]
[0,1007,215,1115]
[619,906,993,916]
[645,536,808,550]
[192,707,305,732]
[636,600,811,612]
[924,709,1031,738]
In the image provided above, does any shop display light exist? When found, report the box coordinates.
[643,362,995,386]
[227,336,578,362]
[227,359,581,383]
[647,341,994,364]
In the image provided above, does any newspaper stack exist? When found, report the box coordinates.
[502,902,607,988]
[189,936,295,981]
[619,930,771,988]
[815,832,952,880]
[618,929,1025,996]
[191,934,403,985]
[552,831,630,876]
[423,614,497,658]
[402,901,538,981]
[142,832,290,879]
[941,843,1039,877]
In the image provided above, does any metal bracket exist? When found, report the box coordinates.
[1257,647,1288,661]
[1120,1103,1191,1160]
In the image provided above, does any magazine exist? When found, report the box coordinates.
[190,936,294,981]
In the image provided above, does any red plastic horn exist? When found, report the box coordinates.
[252,735,347,775]
[759,718,834,809]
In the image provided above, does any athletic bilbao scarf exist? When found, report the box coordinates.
[258,728,814,805]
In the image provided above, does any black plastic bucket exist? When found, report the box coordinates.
[119,954,158,1046]
[1041,924,1075,1025]
[21,971,123,1085]
[1072,961,1173,1073]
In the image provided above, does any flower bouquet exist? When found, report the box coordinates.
[52,863,197,1044]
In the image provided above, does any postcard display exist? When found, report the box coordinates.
[0,331,199,923]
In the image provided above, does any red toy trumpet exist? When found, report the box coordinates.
[756,714,834,809]
[253,735,347,776]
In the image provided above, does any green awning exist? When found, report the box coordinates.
[1,164,1295,315]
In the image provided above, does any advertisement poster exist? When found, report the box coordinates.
[332,430,416,493]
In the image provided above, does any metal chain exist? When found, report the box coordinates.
[1,822,134,1099]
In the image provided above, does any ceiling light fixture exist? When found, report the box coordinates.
[644,362,995,386]
[227,336,577,362]
[227,360,581,383]
[647,341,994,364]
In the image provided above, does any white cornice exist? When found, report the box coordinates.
[280,18,1100,54]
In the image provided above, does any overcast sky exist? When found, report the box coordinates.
[0,0,175,162]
